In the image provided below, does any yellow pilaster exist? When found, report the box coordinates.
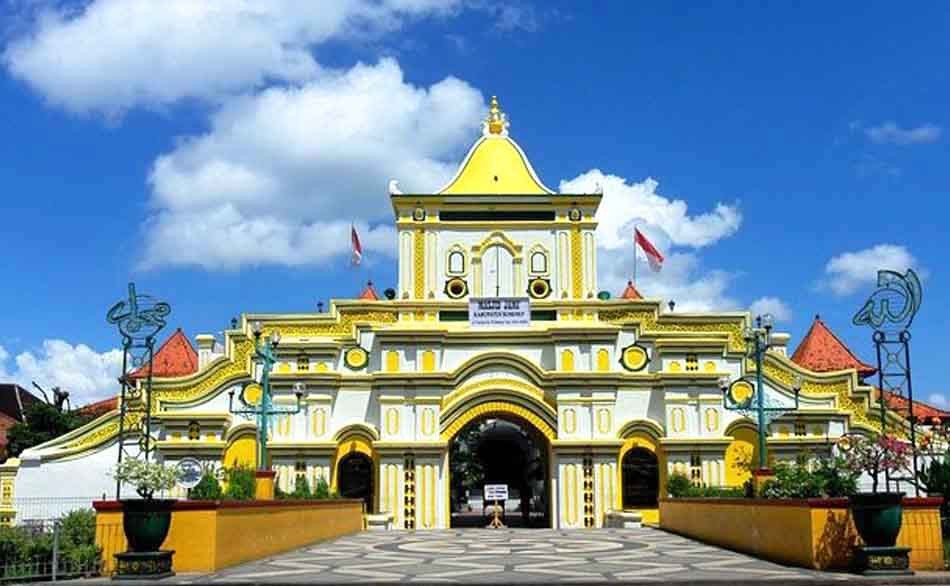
[0,459,19,526]
[413,229,426,299]
[570,227,583,299]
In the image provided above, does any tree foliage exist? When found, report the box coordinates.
[6,402,93,458]
[449,422,485,504]
[917,452,950,532]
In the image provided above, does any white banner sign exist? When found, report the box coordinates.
[469,297,530,328]
[484,484,509,501]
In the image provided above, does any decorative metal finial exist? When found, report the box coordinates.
[853,268,922,334]
[106,282,171,341]
[484,95,509,136]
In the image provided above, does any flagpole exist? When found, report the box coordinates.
[633,226,638,287]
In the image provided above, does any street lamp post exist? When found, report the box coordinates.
[228,321,305,472]
[720,313,802,471]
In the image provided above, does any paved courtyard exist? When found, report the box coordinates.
[188,527,841,583]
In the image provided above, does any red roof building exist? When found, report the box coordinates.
[791,315,950,422]
[76,397,118,418]
[129,329,199,380]
[620,281,642,300]
[790,315,876,378]
[881,391,950,423]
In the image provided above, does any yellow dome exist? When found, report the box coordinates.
[438,96,554,195]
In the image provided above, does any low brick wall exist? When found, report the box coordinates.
[94,499,364,573]
[659,497,943,571]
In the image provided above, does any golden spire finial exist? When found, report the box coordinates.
[484,95,509,136]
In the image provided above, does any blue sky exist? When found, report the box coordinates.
[0,1,947,405]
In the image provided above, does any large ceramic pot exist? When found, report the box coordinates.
[121,499,175,552]
[849,492,904,547]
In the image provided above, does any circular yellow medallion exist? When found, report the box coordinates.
[241,383,263,406]
[445,277,468,299]
[344,347,368,370]
[528,278,550,299]
[728,380,754,406]
[620,344,648,371]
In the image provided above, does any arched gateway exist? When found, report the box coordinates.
[11,97,889,531]
[443,397,555,528]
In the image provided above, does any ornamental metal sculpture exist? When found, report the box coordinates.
[853,269,922,333]
[721,314,802,471]
[852,268,923,495]
[227,321,304,471]
[106,283,171,498]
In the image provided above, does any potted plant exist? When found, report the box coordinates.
[112,459,179,552]
[838,432,911,548]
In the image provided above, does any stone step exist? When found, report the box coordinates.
[604,510,643,529]
[365,513,394,531]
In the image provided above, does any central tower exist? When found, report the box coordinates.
[390,96,602,301]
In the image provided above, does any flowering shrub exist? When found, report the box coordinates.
[760,456,858,499]
[838,432,911,493]
[112,459,179,499]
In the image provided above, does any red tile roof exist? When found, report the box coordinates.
[76,397,118,418]
[358,281,379,300]
[790,316,950,421]
[620,281,643,300]
[790,315,876,378]
[129,329,198,379]
[881,390,950,422]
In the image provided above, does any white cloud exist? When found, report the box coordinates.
[3,0,459,115]
[141,58,484,270]
[822,244,917,296]
[560,170,741,252]
[0,341,123,405]
[928,393,948,408]
[596,246,738,312]
[560,169,742,310]
[749,296,793,322]
[863,122,942,145]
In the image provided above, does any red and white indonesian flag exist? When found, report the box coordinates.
[351,224,363,266]
[635,228,665,272]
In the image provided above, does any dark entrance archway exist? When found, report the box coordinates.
[449,415,550,528]
[621,447,659,509]
[337,453,373,511]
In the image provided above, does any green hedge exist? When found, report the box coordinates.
[760,457,857,499]
[276,476,338,500]
[666,456,858,500]
[0,509,99,578]
[666,473,745,498]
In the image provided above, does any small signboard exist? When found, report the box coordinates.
[176,457,203,490]
[469,298,530,328]
[484,484,509,501]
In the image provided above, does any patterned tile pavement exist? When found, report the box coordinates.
[186,527,846,583]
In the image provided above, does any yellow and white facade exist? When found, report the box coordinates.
[12,98,896,528]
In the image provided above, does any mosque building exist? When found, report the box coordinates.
[6,98,921,529]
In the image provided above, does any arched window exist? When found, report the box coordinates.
[448,250,466,275]
[621,447,659,509]
[482,245,514,296]
[530,251,548,274]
